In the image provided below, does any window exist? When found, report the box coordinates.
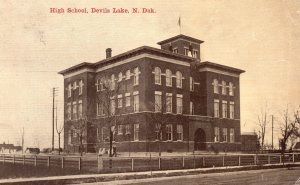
[118,72,123,82]
[67,103,71,120]
[134,124,139,141]
[214,99,220,118]
[190,77,194,91]
[101,127,106,141]
[79,80,83,95]
[97,102,104,116]
[111,74,115,90]
[166,124,173,141]
[133,67,139,85]
[117,94,123,108]
[192,50,198,58]
[214,127,220,142]
[176,94,183,114]
[117,125,123,135]
[96,79,100,92]
[68,84,72,97]
[177,124,183,141]
[230,102,235,119]
[222,81,226,95]
[78,100,83,119]
[176,71,182,88]
[125,93,131,107]
[72,101,77,120]
[222,101,228,118]
[155,123,162,140]
[96,128,100,140]
[229,82,234,96]
[68,130,72,144]
[166,69,172,86]
[166,93,172,113]
[133,91,139,112]
[222,128,228,142]
[126,70,131,80]
[125,124,131,135]
[213,79,219,94]
[73,81,77,90]
[155,91,162,112]
[184,47,189,56]
[110,98,115,115]
[154,67,161,85]
[190,102,194,115]
[230,128,235,143]
[172,48,178,54]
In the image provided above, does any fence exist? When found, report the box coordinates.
[1,153,300,174]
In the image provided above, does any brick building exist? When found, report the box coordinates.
[59,34,245,153]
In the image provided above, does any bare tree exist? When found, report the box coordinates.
[256,103,269,152]
[96,76,122,157]
[55,107,64,155]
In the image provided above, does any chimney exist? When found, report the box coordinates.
[106,48,112,58]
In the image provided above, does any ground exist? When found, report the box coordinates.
[78,167,300,185]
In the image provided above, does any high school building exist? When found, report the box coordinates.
[59,34,245,153]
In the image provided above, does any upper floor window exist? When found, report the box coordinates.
[190,101,194,115]
[192,50,198,58]
[176,94,183,114]
[166,124,173,141]
[222,81,227,95]
[222,128,228,142]
[229,82,234,96]
[184,47,189,56]
[117,125,123,135]
[110,98,115,115]
[166,69,172,87]
[79,80,83,95]
[154,67,161,85]
[72,101,77,120]
[177,124,183,141]
[67,103,71,120]
[126,70,131,80]
[118,72,123,82]
[134,123,139,141]
[73,81,77,90]
[213,79,219,94]
[230,128,235,143]
[222,101,228,118]
[214,127,220,142]
[125,93,131,107]
[190,77,194,91]
[214,99,220,118]
[133,91,139,112]
[133,67,140,86]
[117,94,123,108]
[155,123,162,140]
[166,93,173,113]
[78,100,83,119]
[229,101,235,119]
[67,84,72,97]
[111,74,115,90]
[172,48,178,54]
[176,71,182,88]
[155,91,162,112]
[96,79,100,92]
[97,102,104,116]
[68,130,72,144]
[125,124,131,135]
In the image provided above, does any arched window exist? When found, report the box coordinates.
[118,72,123,82]
[229,82,234,96]
[176,71,182,88]
[213,79,219,94]
[133,67,140,85]
[126,70,130,80]
[222,81,226,95]
[111,74,115,90]
[154,67,161,85]
[166,69,172,86]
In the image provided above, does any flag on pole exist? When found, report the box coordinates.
[178,16,181,27]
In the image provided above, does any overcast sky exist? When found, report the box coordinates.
[0,0,299,149]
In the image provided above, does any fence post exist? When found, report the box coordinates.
[13,155,15,164]
[193,155,195,169]
[222,155,225,167]
[203,157,205,167]
[131,158,134,172]
[293,154,295,163]
[23,155,25,165]
[34,156,37,167]
[238,156,241,166]
[158,157,161,170]
[280,155,282,164]
[47,156,50,168]
[3,154,5,164]
[182,156,185,168]
[61,157,64,169]
[268,155,270,164]
[78,157,81,171]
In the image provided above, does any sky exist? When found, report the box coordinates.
[0,0,299,149]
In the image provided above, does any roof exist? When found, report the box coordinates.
[157,34,204,45]
[59,45,197,75]
[198,61,245,74]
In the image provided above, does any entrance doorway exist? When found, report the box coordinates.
[194,128,206,150]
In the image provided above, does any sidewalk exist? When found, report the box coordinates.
[0,162,299,185]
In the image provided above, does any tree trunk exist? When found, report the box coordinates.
[109,130,113,157]
[58,134,61,155]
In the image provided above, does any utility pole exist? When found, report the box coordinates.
[52,87,58,151]
[271,115,274,150]
[21,127,24,154]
